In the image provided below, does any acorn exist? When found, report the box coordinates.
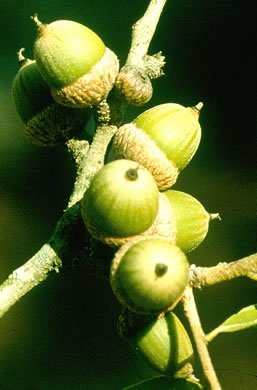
[110,237,189,314]
[81,159,172,247]
[131,311,194,377]
[112,102,203,190]
[163,190,220,253]
[114,65,153,106]
[12,49,89,146]
[32,15,119,108]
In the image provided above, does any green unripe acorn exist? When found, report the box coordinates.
[110,237,189,314]
[12,49,89,146]
[132,311,194,377]
[81,159,161,247]
[163,190,220,253]
[32,15,119,108]
[113,102,202,190]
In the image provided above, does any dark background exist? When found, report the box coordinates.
[0,0,256,389]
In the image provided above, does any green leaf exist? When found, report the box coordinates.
[206,304,257,342]
[123,376,203,390]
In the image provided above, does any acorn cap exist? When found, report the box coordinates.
[114,65,153,106]
[113,122,179,190]
[12,50,89,146]
[51,47,119,108]
[110,237,189,314]
[33,18,119,107]
[24,102,89,146]
[113,103,202,190]
[164,190,220,252]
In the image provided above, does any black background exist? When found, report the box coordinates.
[0,1,256,389]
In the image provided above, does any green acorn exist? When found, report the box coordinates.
[80,159,172,247]
[32,15,119,108]
[132,311,194,377]
[113,102,202,190]
[110,237,189,314]
[12,49,89,146]
[163,190,220,252]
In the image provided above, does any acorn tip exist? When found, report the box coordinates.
[31,13,42,27]
[17,48,33,68]
[195,102,204,111]
[209,212,221,221]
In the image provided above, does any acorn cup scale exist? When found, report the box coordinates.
[110,237,189,315]
[113,102,202,190]
[114,65,153,106]
[81,159,162,246]
[12,49,89,146]
[32,16,119,108]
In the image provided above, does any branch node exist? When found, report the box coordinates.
[145,52,166,79]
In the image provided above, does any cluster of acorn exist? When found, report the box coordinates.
[12,17,218,382]
[12,16,119,146]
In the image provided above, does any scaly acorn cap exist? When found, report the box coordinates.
[12,48,89,146]
[114,65,153,106]
[110,237,189,314]
[113,102,202,190]
[81,159,177,247]
[163,190,220,253]
[32,16,119,108]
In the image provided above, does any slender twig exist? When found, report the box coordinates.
[0,244,61,318]
[0,201,80,319]
[182,286,222,390]
[66,124,117,208]
[190,253,257,288]
[0,200,113,318]
[126,0,167,67]
[0,122,117,318]
[66,139,90,208]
